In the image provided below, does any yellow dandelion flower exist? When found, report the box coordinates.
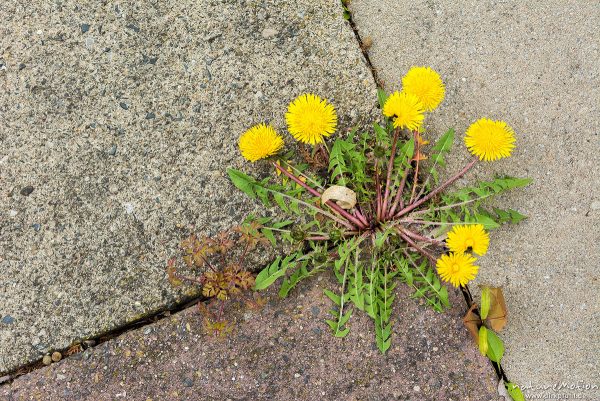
[238,124,284,162]
[402,66,445,111]
[382,91,424,131]
[286,94,337,145]
[446,224,490,256]
[436,252,479,287]
[465,118,516,161]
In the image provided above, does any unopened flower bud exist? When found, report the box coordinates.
[290,226,306,241]
[478,326,489,356]
[329,229,342,242]
[480,286,491,320]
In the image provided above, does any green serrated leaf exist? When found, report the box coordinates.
[474,213,501,229]
[272,192,288,212]
[428,128,454,184]
[324,289,341,306]
[227,169,257,199]
[254,254,296,290]
[262,228,276,246]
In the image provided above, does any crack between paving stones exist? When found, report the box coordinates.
[343,7,381,87]
[343,5,516,391]
[0,293,209,385]
[1,9,511,392]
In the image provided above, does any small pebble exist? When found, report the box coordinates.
[42,355,52,365]
[182,377,193,387]
[261,28,278,39]
[81,24,90,33]
[145,112,155,119]
[124,203,135,214]
[51,351,62,362]
[20,186,34,196]
[109,185,118,194]
[294,373,301,378]
[143,327,152,335]
[119,102,129,110]
[1,316,15,324]
[32,223,41,232]
[108,144,117,156]
[413,385,421,392]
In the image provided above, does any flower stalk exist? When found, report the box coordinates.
[272,161,367,230]
[395,157,478,218]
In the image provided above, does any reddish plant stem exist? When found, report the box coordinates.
[396,228,437,263]
[388,167,409,218]
[174,273,204,285]
[197,252,219,273]
[409,130,421,204]
[306,236,329,241]
[354,206,369,227]
[272,161,365,230]
[381,128,400,219]
[395,157,478,218]
[237,241,251,268]
[400,227,445,246]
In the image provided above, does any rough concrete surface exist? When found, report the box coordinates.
[2,274,500,401]
[0,0,376,373]
[350,0,600,397]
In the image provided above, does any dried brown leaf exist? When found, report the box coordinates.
[166,259,183,287]
[463,303,482,344]
[486,287,508,331]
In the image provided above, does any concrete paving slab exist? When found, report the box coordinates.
[0,0,376,373]
[1,275,500,401]
[350,0,600,397]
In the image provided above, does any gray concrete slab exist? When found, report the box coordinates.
[0,0,376,373]
[2,275,500,401]
[350,0,600,396]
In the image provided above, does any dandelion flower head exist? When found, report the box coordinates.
[465,118,516,161]
[238,123,284,162]
[285,94,337,145]
[436,252,479,287]
[402,66,445,111]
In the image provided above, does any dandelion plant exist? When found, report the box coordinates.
[227,66,531,354]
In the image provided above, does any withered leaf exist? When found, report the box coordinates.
[166,260,183,287]
[485,287,508,332]
[462,303,482,344]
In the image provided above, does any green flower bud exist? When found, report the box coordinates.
[478,326,489,356]
[480,286,491,320]
[329,229,342,242]
[290,226,306,241]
